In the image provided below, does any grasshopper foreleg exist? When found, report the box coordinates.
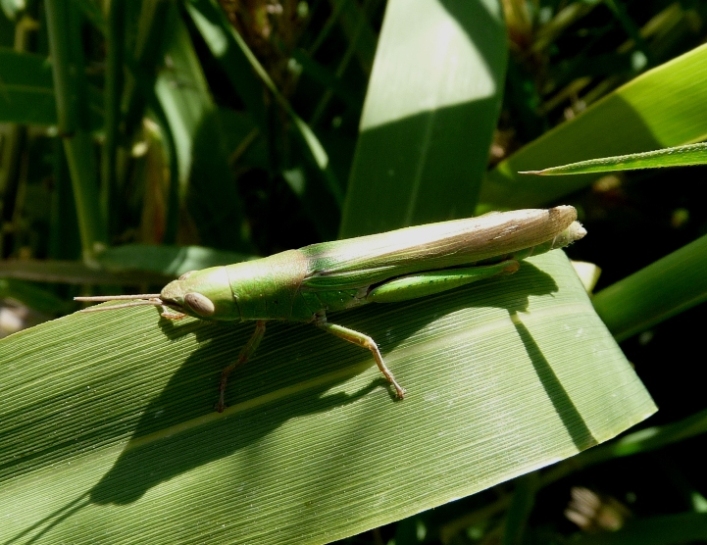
[315,312,406,399]
[217,320,267,412]
[159,306,187,320]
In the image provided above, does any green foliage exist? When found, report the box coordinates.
[1,0,706,544]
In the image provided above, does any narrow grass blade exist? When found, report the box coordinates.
[592,233,707,342]
[522,142,707,176]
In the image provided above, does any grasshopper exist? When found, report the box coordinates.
[76,206,586,411]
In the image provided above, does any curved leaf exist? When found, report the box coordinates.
[593,233,707,342]
[340,0,508,236]
[482,42,707,208]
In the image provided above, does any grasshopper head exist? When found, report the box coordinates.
[159,268,242,321]
[160,278,215,318]
[75,268,242,321]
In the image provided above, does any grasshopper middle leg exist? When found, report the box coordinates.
[315,312,406,399]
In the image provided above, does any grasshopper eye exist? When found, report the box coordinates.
[184,292,215,316]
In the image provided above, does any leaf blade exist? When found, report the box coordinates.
[0,252,655,544]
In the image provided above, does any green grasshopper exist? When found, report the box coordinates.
[76,206,586,411]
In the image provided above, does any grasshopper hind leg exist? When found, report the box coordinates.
[314,312,406,399]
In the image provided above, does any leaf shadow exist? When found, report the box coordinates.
[89,324,382,505]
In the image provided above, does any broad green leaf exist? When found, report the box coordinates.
[340,0,507,237]
[0,251,655,545]
[522,142,707,176]
[482,42,707,209]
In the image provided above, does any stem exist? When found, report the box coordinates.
[45,0,107,262]
[101,0,127,238]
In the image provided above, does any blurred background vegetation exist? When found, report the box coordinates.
[1,0,707,544]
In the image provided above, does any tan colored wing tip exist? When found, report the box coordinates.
[571,221,588,241]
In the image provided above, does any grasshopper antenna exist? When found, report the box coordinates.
[74,294,164,312]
